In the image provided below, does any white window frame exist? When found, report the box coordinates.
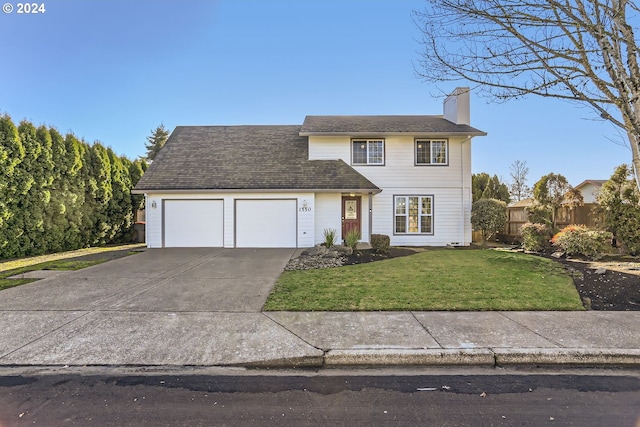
[415,139,448,165]
[352,139,385,165]
[394,195,434,235]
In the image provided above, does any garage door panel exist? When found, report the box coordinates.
[236,200,297,248]
[164,200,223,247]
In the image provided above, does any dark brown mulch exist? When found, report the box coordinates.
[342,247,418,265]
[545,255,640,311]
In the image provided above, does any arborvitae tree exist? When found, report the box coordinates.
[46,128,71,252]
[0,115,147,259]
[88,143,113,245]
[598,164,640,255]
[106,148,133,242]
[144,124,169,161]
[472,173,510,204]
[128,158,148,215]
[0,115,24,258]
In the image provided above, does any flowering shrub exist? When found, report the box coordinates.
[520,222,552,252]
[551,225,612,259]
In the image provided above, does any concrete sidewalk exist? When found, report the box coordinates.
[0,248,638,368]
[0,309,638,368]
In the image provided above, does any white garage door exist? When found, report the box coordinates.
[235,199,297,248]
[164,200,224,247]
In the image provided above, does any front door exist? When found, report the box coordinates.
[342,196,361,240]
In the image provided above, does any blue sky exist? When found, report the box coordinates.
[0,0,632,188]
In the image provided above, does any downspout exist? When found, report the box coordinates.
[461,137,470,245]
[461,140,465,246]
[144,194,149,246]
[368,192,373,242]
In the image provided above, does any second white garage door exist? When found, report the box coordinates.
[235,199,297,248]
[164,199,224,247]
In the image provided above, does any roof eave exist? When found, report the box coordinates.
[299,131,487,137]
[132,187,382,195]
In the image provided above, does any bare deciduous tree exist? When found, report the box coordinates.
[509,160,532,202]
[414,0,640,190]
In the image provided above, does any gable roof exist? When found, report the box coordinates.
[133,125,380,193]
[299,115,487,136]
[575,179,607,190]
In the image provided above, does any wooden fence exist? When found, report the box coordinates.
[473,203,603,243]
[505,203,602,238]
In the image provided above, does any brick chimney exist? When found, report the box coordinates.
[443,87,470,125]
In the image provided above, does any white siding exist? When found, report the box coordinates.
[297,194,315,248]
[145,195,163,248]
[308,136,350,160]
[309,134,473,246]
[578,183,601,204]
[314,193,342,245]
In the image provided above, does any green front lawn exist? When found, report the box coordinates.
[264,248,584,311]
[0,259,109,291]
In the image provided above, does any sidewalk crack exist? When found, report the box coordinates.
[410,312,444,349]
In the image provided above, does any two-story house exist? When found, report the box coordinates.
[132,87,486,248]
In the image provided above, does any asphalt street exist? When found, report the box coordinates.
[0,368,639,426]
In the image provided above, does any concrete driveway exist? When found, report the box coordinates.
[0,248,325,366]
[0,248,293,312]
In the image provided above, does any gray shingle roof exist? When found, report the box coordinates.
[300,115,486,136]
[133,125,380,193]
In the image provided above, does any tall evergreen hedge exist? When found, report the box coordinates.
[0,114,147,259]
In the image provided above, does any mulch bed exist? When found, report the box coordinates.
[542,255,640,311]
[342,247,418,265]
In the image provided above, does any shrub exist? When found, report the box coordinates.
[344,228,361,252]
[471,198,507,241]
[371,234,390,254]
[597,164,640,255]
[525,204,553,227]
[520,222,552,252]
[551,225,612,259]
[322,228,337,248]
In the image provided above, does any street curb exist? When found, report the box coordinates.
[494,348,640,366]
[324,349,496,367]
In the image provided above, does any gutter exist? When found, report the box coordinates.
[132,187,383,195]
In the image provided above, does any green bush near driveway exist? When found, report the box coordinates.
[264,248,584,311]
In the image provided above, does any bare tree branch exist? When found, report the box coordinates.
[414,0,640,189]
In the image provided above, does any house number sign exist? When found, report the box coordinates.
[299,200,312,213]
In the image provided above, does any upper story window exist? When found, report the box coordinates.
[416,139,448,165]
[352,139,384,165]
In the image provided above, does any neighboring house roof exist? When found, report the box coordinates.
[133,125,380,193]
[299,115,487,136]
[575,179,607,190]
[509,198,534,208]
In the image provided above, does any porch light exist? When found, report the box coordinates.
[151,201,157,209]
